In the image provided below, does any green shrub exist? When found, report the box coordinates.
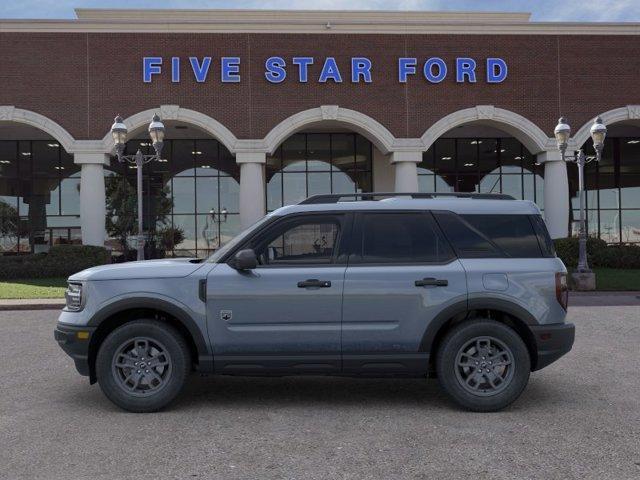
[0,245,110,280]
[553,237,608,268]
[554,237,640,269]
[592,245,640,269]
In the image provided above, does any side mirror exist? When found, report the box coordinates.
[231,249,257,271]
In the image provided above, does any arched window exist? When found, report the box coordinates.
[570,133,640,244]
[418,137,543,208]
[0,139,80,254]
[266,133,373,211]
[108,138,239,258]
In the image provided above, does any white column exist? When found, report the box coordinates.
[237,151,266,229]
[75,153,109,247]
[538,151,569,239]
[391,150,422,192]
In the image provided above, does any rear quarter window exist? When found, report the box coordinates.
[461,214,544,258]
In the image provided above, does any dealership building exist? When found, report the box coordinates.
[1,9,640,256]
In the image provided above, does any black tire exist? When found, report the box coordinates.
[96,320,191,413]
[436,319,530,412]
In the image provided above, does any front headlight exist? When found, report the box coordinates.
[65,282,83,311]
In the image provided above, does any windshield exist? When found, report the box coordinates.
[206,214,274,263]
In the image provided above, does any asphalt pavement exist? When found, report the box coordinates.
[1,307,639,480]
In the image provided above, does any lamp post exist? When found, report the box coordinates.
[554,116,607,283]
[202,207,229,251]
[110,114,166,261]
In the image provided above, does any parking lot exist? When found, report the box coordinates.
[1,307,639,480]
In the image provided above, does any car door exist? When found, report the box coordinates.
[206,212,351,374]
[341,211,468,374]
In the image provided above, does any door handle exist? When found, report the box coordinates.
[415,278,448,287]
[297,279,332,288]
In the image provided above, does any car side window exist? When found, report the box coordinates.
[255,219,340,266]
[461,214,543,258]
[357,212,455,264]
[433,211,503,258]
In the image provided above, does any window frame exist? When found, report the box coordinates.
[348,210,458,266]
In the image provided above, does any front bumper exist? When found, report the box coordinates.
[530,322,575,371]
[54,323,96,377]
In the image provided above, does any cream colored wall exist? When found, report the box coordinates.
[373,147,394,192]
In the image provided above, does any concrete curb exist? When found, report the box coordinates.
[0,299,65,311]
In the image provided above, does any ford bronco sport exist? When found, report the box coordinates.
[55,192,574,412]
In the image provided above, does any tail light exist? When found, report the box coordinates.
[555,272,568,310]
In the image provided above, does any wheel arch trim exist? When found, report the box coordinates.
[420,297,539,354]
[87,296,210,358]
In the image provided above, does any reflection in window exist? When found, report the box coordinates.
[419,138,543,207]
[0,140,80,254]
[570,136,640,244]
[260,221,339,265]
[266,133,372,211]
[107,139,240,258]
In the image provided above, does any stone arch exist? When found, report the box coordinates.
[0,106,76,153]
[572,105,640,148]
[263,105,396,155]
[100,105,239,154]
[420,105,552,154]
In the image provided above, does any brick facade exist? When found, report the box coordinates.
[1,31,638,142]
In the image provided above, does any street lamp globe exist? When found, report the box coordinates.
[110,115,128,156]
[148,114,165,156]
[590,116,607,154]
[554,117,571,155]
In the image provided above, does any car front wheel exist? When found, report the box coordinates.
[436,319,531,412]
[95,320,191,412]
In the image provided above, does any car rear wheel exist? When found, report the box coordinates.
[96,320,190,412]
[436,319,530,412]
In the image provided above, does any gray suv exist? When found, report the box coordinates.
[55,192,574,413]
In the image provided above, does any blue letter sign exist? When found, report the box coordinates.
[143,55,508,84]
[189,57,212,83]
[265,56,287,83]
[319,57,342,83]
[292,57,314,82]
[351,57,372,83]
[486,58,508,83]
[221,57,241,83]
[143,57,162,83]
[423,57,447,83]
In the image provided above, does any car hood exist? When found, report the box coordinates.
[68,258,205,281]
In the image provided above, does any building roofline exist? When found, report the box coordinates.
[72,8,532,23]
[0,9,639,35]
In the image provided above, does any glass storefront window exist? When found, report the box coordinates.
[266,133,373,211]
[419,137,542,206]
[106,138,240,258]
[570,136,640,244]
[0,140,81,254]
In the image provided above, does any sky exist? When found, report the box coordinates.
[2,0,640,22]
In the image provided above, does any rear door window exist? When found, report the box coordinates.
[356,212,455,264]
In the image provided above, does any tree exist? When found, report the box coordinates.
[0,200,27,252]
[104,175,179,258]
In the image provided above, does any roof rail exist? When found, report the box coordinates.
[298,192,515,204]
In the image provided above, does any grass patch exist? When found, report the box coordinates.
[593,268,640,291]
[0,278,67,299]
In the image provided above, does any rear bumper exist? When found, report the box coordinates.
[531,322,575,371]
[54,323,96,377]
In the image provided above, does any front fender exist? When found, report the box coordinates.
[88,293,211,363]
